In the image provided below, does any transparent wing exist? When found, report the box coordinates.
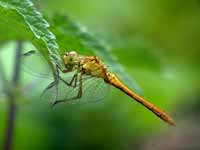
[21,50,56,99]
[22,50,53,79]
[41,74,110,106]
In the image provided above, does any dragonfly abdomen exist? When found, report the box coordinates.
[106,73,175,126]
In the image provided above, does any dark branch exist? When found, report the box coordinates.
[4,41,22,150]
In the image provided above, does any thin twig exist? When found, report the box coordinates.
[4,41,22,150]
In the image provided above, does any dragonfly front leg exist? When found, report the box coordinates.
[52,73,83,106]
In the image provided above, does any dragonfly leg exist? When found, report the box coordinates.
[42,72,78,104]
[77,73,83,98]
[52,73,83,106]
[57,72,78,87]
[70,73,78,87]
[56,64,68,73]
[40,79,59,99]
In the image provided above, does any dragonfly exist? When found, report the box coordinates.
[22,50,175,126]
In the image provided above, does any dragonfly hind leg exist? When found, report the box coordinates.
[52,73,83,106]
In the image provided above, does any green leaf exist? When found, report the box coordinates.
[112,37,163,72]
[0,0,61,65]
[50,15,142,94]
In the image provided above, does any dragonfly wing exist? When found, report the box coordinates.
[22,50,53,79]
[21,50,56,98]
[41,74,110,106]
[40,71,78,103]
[69,76,110,105]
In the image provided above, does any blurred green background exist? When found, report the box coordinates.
[1,0,200,149]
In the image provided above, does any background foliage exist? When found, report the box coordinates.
[1,0,200,149]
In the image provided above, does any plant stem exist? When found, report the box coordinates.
[4,41,22,150]
[4,100,17,150]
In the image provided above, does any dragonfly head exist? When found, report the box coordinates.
[63,51,78,67]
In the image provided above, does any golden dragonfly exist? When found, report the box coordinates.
[22,50,175,126]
